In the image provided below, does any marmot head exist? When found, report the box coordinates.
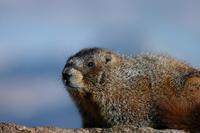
[62,48,121,94]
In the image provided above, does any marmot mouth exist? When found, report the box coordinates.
[66,84,79,90]
[63,79,77,89]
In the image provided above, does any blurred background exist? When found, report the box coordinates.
[0,0,200,128]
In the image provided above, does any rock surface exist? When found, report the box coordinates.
[0,123,186,133]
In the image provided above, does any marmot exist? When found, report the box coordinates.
[62,48,200,132]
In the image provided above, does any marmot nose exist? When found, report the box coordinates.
[62,68,72,83]
[62,73,72,79]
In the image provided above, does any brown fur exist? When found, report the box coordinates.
[158,97,200,133]
[157,75,200,133]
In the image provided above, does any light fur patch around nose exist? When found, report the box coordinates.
[68,68,84,88]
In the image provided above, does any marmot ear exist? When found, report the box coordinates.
[104,52,118,64]
[105,54,112,64]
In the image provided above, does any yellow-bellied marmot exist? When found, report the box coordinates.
[62,48,200,132]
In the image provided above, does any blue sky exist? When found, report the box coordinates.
[0,0,200,128]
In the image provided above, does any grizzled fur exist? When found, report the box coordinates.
[62,48,200,132]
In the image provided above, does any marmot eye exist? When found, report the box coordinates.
[87,62,95,68]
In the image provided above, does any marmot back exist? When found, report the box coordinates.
[62,48,200,132]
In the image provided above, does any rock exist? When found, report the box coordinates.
[0,123,186,133]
